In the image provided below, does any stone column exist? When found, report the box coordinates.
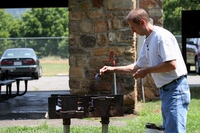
[68,0,163,113]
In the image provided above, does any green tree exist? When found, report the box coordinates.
[0,9,16,55]
[163,0,200,35]
[19,8,69,57]
[20,12,43,37]
[9,19,22,37]
[20,8,69,37]
[58,38,69,58]
[0,9,15,38]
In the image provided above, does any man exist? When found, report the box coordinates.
[99,8,190,133]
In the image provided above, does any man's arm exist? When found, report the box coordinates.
[134,60,176,79]
[99,63,140,75]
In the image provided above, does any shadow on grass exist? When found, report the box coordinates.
[190,87,200,99]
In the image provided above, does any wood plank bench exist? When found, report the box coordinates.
[0,79,16,101]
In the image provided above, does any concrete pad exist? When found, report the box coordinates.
[0,74,200,121]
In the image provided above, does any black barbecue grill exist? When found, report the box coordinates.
[48,51,124,133]
[48,94,124,133]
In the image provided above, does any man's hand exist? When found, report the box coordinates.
[99,66,114,75]
[133,68,148,79]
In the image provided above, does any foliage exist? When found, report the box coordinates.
[19,8,69,57]
[20,8,69,37]
[0,8,69,58]
[6,8,30,19]
[58,38,69,58]
[163,0,200,35]
[0,9,14,38]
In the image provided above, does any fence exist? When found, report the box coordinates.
[0,37,69,58]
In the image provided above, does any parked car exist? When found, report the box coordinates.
[186,38,200,74]
[0,48,42,80]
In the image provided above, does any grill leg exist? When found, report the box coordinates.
[63,118,70,133]
[101,117,110,133]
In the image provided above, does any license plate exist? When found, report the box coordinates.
[14,61,22,65]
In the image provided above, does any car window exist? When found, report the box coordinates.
[24,53,31,56]
[3,51,15,57]
[3,49,35,57]
[193,38,197,44]
[6,53,14,57]
[198,38,200,45]
[20,50,35,57]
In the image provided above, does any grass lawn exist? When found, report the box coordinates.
[0,87,199,133]
[40,56,69,76]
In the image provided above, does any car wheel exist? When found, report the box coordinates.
[195,59,200,75]
[0,74,6,80]
[33,73,39,79]
[33,70,40,79]
[39,67,42,77]
[33,67,42,79]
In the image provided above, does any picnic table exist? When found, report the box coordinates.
[14,77,32,96]
[0,77,32,101]
[0,79,16,101]
[0,67,33,101]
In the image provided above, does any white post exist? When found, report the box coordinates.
[114,73,117,94]
[141,78,145,102]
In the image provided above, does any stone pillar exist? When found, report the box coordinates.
[68,0,163,113]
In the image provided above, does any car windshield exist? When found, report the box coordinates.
[3,49,35,57]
